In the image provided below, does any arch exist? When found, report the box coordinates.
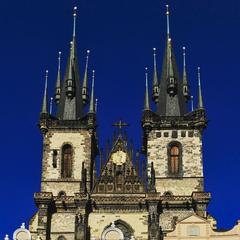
[57,236,66,240]
[58,191,66,198]
[61,144,73,178]
[101,223,124,240]
[168,141,182,176]
[101,220,134,240]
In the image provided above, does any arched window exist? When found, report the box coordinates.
[61,144,73,178]
[168,142,182,176]
[57,236,66,240]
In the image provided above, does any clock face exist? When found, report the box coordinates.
[110,150,127,165]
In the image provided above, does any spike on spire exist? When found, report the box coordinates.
[82,50,90,105]
[152,48,159,103]
[89,70,95,113]
[144,67,150,111]
[73,6,77,38]
[166,5,170,37]
[182,47,191,101]
[198,67,204,109]
[41,70,49,114]
[55,51,62,104]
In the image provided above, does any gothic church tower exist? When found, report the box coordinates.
[30,7,98,240]
[29,5,212,240]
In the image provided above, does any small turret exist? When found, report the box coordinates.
[89,70,95,114]
[41,70,49,115]
[152,48,159,103]
[55,51,62,104]
[82,50,90,105]
[144,67,150,111]
[197,67,204,109]
[182,47,191,101]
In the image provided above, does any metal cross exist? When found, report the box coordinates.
[112,120,129,130]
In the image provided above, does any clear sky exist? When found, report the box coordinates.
[1,0,240,237]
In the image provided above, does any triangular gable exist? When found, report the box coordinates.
[178,214,208,224]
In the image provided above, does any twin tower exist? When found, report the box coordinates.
[32,5,211,240]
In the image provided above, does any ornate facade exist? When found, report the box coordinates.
[6,4,239,240]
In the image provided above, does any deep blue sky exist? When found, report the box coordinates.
[1,0,240,237]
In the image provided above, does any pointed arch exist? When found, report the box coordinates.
[168,141,182,176]
[61,144,73,178]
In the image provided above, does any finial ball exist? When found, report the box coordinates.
[87,50,90,54]
[153,47,156,51]
[74,6,77,10]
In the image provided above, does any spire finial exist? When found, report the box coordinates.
[152,48,159,103]
[55,52,62,104]
[73,6,77,37]
[183,46,186,67]
[144,67,150,111]
[198,67,204,109]
[41,70,49,114]
[153,48,157,68]
[58,51,62,70]
[82,50,91,105]
[45,69,48,90]
[50,97,53,115]
[166,5,170,37]
[89,70,95,113]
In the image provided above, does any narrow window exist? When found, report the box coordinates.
[61,144,73,178]
[52,150,58,168]
[168,142,182,176]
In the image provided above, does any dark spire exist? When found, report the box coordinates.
[144,67,150,111]
[56,7,84,120]
[89,70,95,114]
[152,48,159,103]
[156,5,187,116]
[182,47,191,101]
[41,70,49,114]
[198,67,204,109]
[55,52,62,104]
[82,50,90,106]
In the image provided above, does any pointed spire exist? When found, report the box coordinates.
[50,97,53,115]
[198,67,204,109]
[182,47,191,101]
[144,67,150,111]
[73,6,77,38]
[166,5,170,37]
[89,70,95,113]
[82,50,90,105]
[156,5,187,116]
[41,70,48,114]
[55,7,83,120]
[55,51,62,104]
[152,48,159,103]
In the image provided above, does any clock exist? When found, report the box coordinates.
[110,150,127,165]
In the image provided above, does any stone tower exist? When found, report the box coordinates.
[142,5,210,233]
[30,7,98,240]
[29,5,212,240]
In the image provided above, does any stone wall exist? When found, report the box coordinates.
[147,129,204,194]
[88,212,148,239]
[41,130,92,196]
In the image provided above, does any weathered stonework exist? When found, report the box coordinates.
[148,129,204,194]
[41,130,92,196]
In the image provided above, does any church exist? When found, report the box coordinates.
[6,4,240,240]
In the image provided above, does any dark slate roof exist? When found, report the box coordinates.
[56,38,84,120]
[156,38,187,116]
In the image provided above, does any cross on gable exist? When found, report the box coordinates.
[112,120,129,130]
